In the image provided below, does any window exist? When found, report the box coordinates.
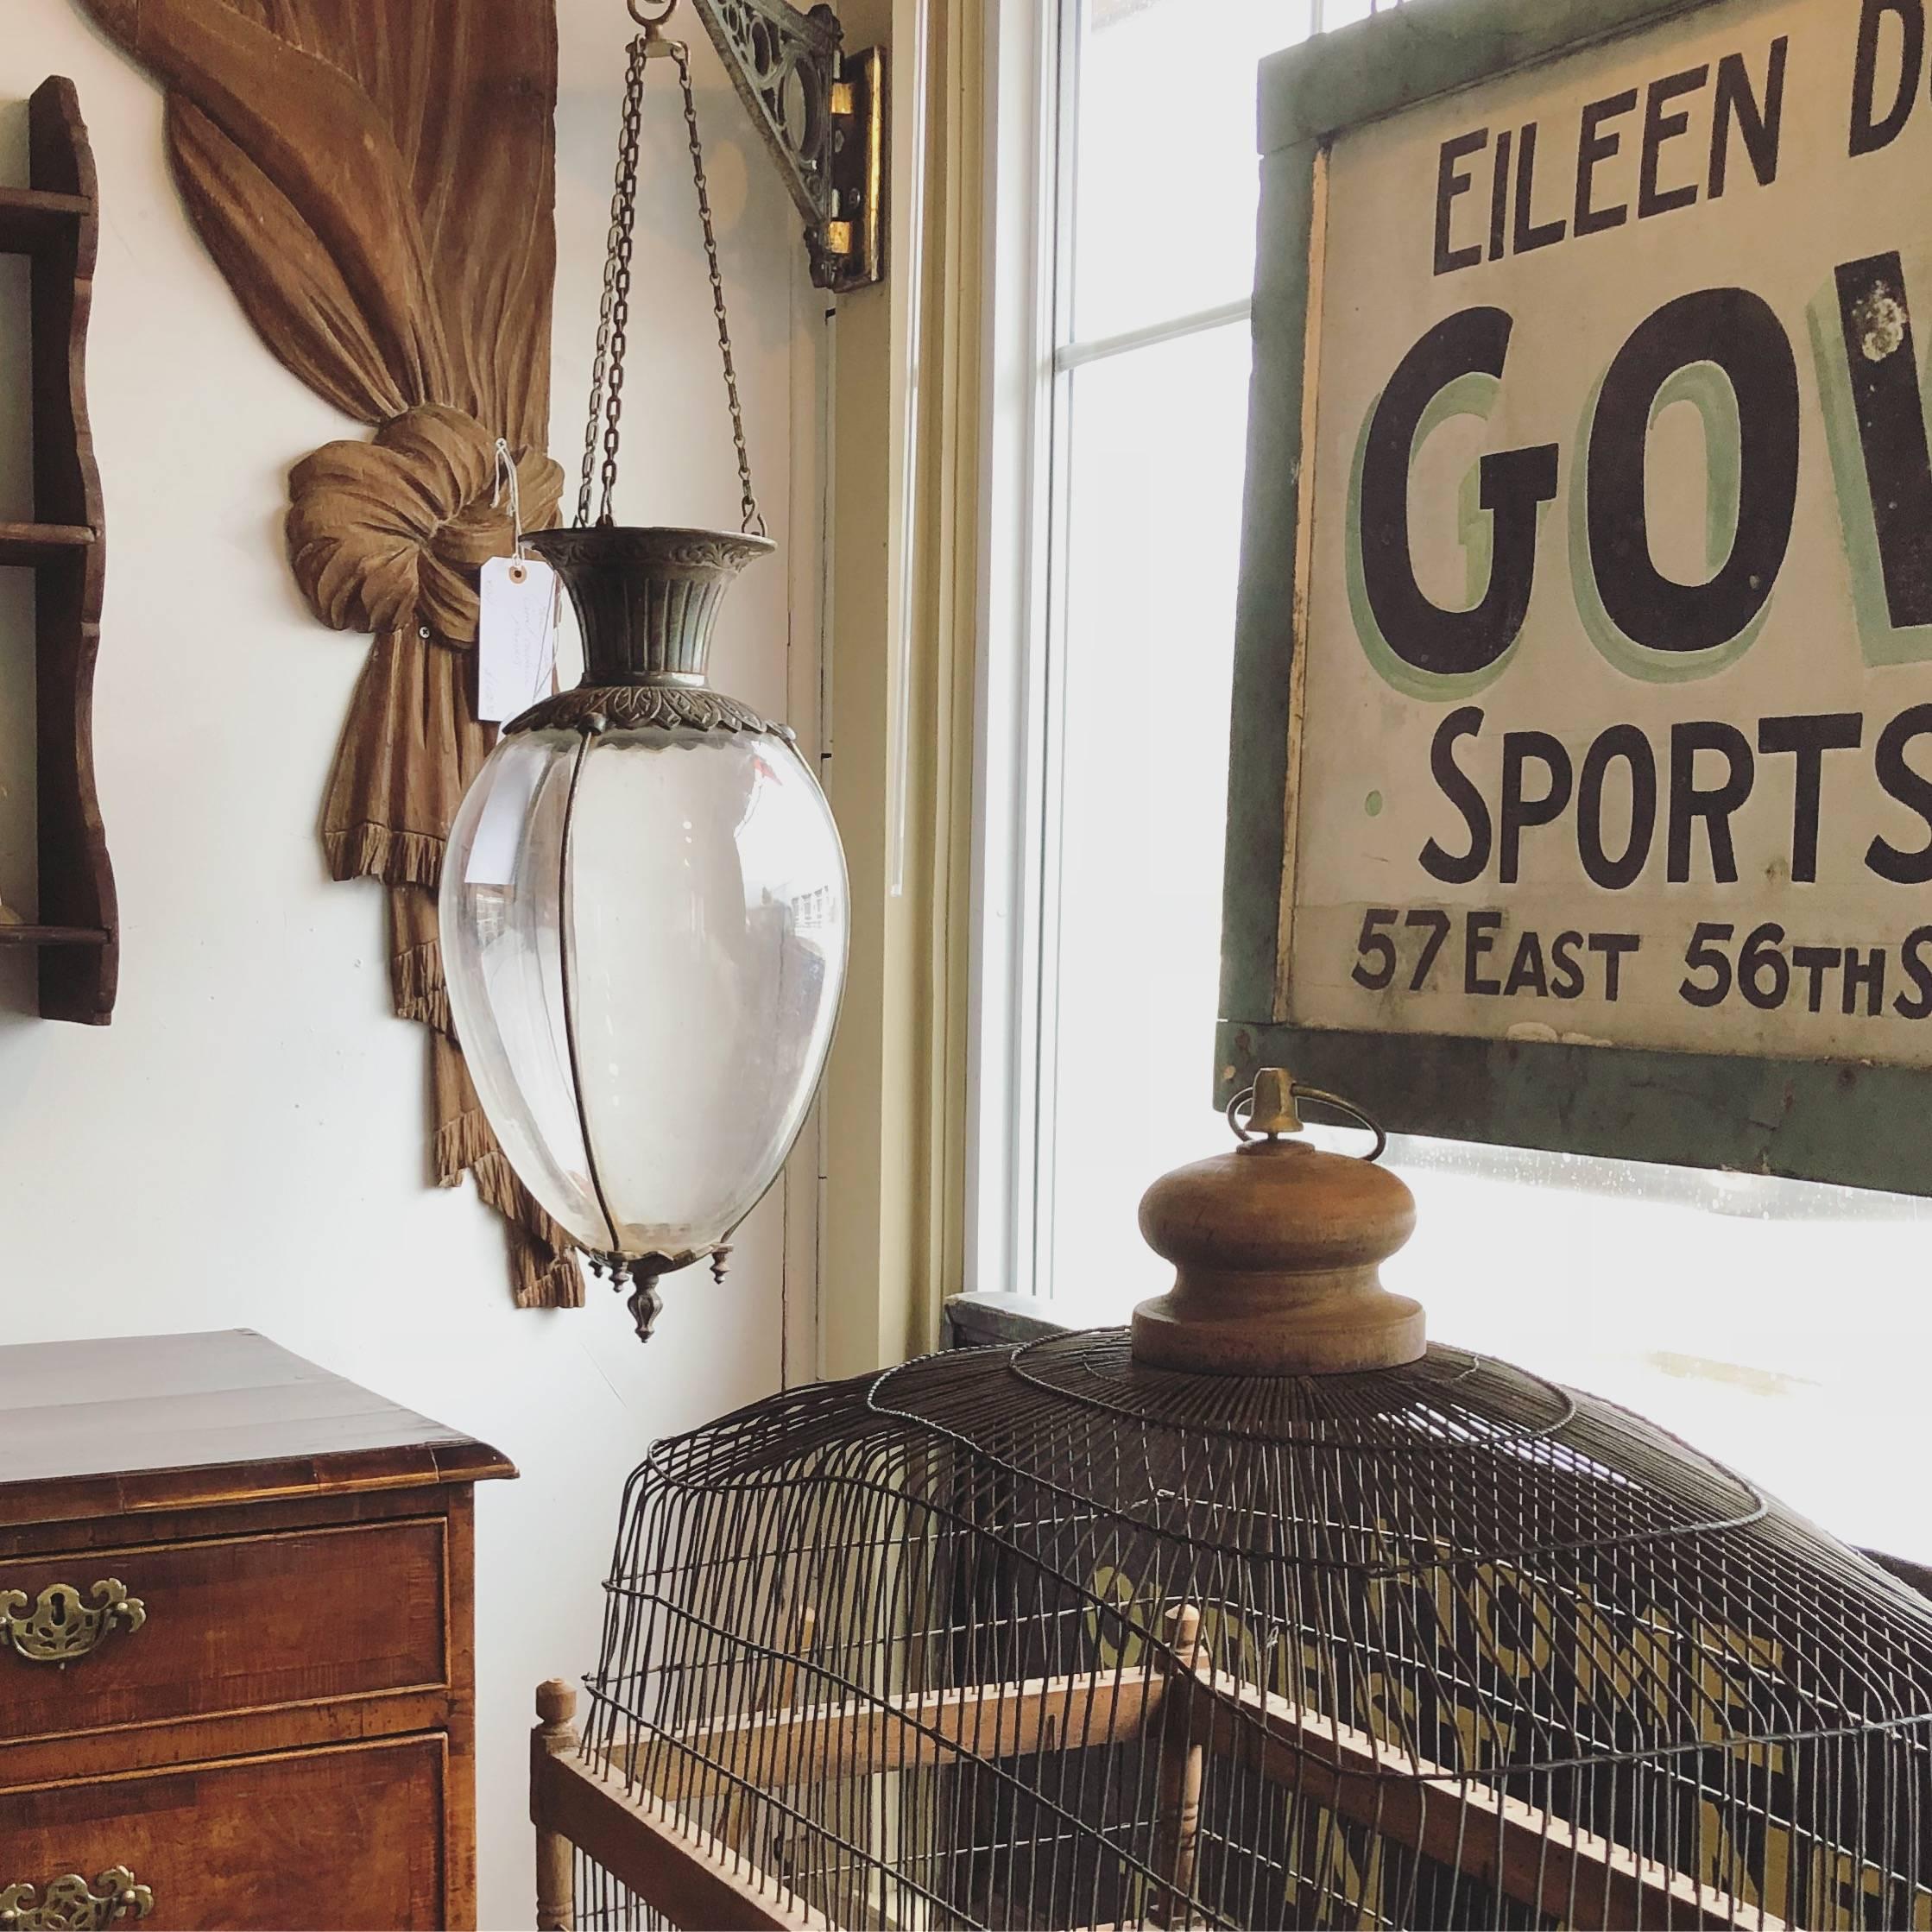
[974,0,1932,1567]
[975,0,1385,1313]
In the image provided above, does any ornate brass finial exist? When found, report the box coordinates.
[1245,1067,1303,1138]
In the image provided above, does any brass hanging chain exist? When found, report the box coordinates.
[575,8,764,537]
[578,32,649,527]
[671,39,765,538]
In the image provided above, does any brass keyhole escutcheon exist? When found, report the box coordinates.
[0,1580,146,1666]
[0,1868,153,1930]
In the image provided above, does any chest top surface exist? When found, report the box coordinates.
[0,1328,515,1527]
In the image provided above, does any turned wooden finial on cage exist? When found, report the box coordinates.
[1131,1066,1424,1376]
[534,1679,580,1932]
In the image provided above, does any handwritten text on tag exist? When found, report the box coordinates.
[477,554,559,724]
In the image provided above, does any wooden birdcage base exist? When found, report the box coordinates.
[533,1746,826,1932]
[532,1632,1776,1932]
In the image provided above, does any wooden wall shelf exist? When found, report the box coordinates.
[0,186,90,256]
[0,77,116,1024]
[0,924,108,945]
[0,521,92,565]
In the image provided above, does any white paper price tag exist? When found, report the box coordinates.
[477,554,559,725]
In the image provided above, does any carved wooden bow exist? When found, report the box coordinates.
[78,0,580,1307]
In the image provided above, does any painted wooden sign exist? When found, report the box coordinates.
[1221,0,1932,1190]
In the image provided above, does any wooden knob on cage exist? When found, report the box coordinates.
[1131,1067,1424,1375]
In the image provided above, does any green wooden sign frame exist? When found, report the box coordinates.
[1216,0,1932,1195]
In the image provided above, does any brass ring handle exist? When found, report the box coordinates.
[0,1581,145,1665]
[0,1868,153,1930]
[1290,1086,1389,1162]
[1225,1080,1388,1163]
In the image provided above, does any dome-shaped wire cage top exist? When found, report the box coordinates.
[534,1071,1932,1932]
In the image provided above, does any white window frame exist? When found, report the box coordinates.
[966,0,1060,1306]
[968,0,1285,1305]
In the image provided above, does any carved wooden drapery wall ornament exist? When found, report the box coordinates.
[79,0,582,1307]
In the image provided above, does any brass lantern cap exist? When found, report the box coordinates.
[1130,1068,1424,1377]
[508,525,787,739]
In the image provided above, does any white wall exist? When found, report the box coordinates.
[0,5,818,1923]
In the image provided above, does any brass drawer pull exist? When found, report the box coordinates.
[0,1581,145,1665]
[0,1868,153,1930]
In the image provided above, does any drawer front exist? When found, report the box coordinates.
[0,1734,445,1929]
[0,1518,447,1742]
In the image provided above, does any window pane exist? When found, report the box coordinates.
[1032,0,1925,1575]
[1045,323,1250,1303]
[1070,0,1316,343]
[1386,1149,1932,1563]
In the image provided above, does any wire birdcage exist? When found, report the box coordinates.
[533,1070,1932,1931]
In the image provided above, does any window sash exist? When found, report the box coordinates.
[974,0,1396,1302]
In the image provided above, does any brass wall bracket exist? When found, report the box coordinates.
[687,0,886,291]
[0,1580,146,1665]
[0,1869,153,1931]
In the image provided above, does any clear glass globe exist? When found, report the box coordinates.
[440,721,848,1262]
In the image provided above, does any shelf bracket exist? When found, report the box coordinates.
[686,0,886,293]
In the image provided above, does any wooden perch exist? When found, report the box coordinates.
[1184,1662,1781,1932]
[635,1664,1165,1803]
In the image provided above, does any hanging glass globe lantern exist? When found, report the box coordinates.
[439,7,848,1342]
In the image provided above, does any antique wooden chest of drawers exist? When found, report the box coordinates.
[0,1330,515,1930]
